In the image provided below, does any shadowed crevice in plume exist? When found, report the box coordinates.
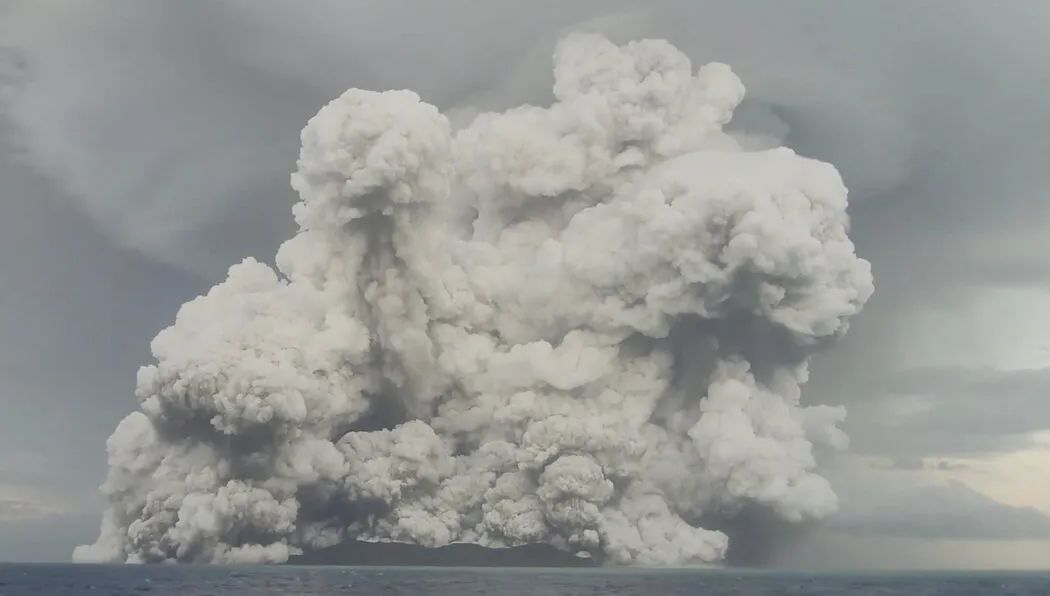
[333,391,408,439]
[75,33,871,566]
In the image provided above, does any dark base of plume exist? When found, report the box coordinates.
[287,540,600,567]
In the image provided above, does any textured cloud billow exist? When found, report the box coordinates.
[74,34,872,566]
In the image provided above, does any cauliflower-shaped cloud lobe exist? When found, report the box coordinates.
[74,34,872,566]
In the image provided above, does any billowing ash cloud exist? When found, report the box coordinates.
[74,34,872,566]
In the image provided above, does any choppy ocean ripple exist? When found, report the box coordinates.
[1,564,1048,595]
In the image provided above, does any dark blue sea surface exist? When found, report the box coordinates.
[1,564,1048,595]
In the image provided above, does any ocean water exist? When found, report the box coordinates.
[1,564,1048,596]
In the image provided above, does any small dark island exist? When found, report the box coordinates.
[288,540,599,567]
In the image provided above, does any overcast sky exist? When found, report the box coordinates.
[2,0,1050,567]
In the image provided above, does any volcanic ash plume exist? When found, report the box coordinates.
[74,34,872,566]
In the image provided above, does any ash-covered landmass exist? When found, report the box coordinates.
[75,34,872,566]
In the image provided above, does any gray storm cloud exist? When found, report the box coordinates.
[74,34,872,566]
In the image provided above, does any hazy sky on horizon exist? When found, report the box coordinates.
[2,0,1050,567]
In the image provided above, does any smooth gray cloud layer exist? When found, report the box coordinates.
[832,480,1050,541]
[2,0,1049,565]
